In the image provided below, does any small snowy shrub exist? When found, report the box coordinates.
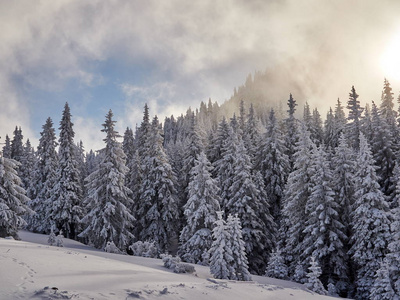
[129,241,158,258]
[174,263,195,274]
[305,257,327,295]
[56,231,64,247]
[104,241,123,254]
[48,229,56,246]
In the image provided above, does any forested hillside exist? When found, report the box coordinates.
[1,78,400,299]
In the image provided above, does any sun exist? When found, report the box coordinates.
[380,31,400,81]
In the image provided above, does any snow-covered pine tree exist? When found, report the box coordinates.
[370,258,397,300]
[26,118,58,234]
[0,156,31,238]
[227,214,251,281]
[301,145,348,293]
[324,107,336,150]
[282,124,314,274]
[20,139,36,196]
[310,108,323,146]
[258,108,289,224]
[179,151,221,265]
[380,78,398,133]
[123,127,135,162]
[265,246,288,280]
[2,135,11,158]
[137,116,179,253]
[79,110,135,251]
[346,86,364,149]
[305,256,328,295]
[284,94,298,169]
[11,126,24,163]
[370,101,396,200]
[209,211,235,280]
[50,103,83,239]
[75,141,87,199]
[303,102,312,133]
[333,98,347,148]
[349,133,392,300]
[208,117,230,170]
[226,136,276,274]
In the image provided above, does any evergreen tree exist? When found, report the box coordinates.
[26,118,58,234]
[209,211,235,280]
[349,133,392,300]
[122,127,135,162]
[370,259,397,300]
[310,108,323,146]
[305,257,328,295]
[301,145,348,293]
[227,135,276,274]
[137,116,179,252]
[258,109,289,223]
[324,107,336,149]
[79,110,135,251]
[2,135,11,158]
[207,117,230,168]
[370,101,396,199]
[227,214,251,281]
[282,124,314,273]
[11,126,24,163]
[20,139,36,195]
[0,157,31,238]
[333,99,347,148]
[284,94,298,168]
[179,151,221,265]
[346,86,363,149]
[243,103,263,166]
[50,103,83,239]
[265,246,288,280]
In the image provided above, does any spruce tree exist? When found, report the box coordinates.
[137,116,179,252]
[349,133,392,300]
[79,110,135,251]
[346,86,363,149]
[2,135,11,158]
[265,246,288,280]
[0,157,31,238]
[284,93,298,168]
[11,126,24,163]
[209,211,235,280]
[20,139,36,195]
[305,257,328,295]
[227,214,251,281]
[26,118,58,234]
[179,151,221,265]
[301,145,348,293]
[50,103,83,239]
[370,259,396,300]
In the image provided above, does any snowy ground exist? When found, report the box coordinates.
[0,231,340,300]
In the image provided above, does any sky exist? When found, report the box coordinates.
[1,0,400,151]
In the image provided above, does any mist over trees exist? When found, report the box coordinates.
[2,76,400,298]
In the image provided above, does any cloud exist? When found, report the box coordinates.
[1,0,400,149]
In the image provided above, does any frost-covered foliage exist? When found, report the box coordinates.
[265,247,288,280]
[0,157,31,238]
[161,254,196,273]
[179,151,220,265]
[129,241,158,258]
[306,257,327,295]
[293,262,307,284]
[26,118,58,234]
[137,116,179,253]
[346,86,363,149]
[349,133,392,300]
[56,231,64,247]
[48,228,56,246]
[370,259,396,300]
[79,110,135,251]
[50,103,83,239]
[104,241,122,254]
[284,93,298,168]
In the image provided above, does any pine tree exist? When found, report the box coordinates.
[265,246,288,280]
[208,117,230,168]
[179,151,221,265]
[346,86,363,149]
[258,109,289,223]
[79,110,135,251]
[301,145,348,293]
[123,127,135,162]
[243,103,263,166]
[50,103,83,239]
[20,139,36,195]
[0,157,31,238]
[137,116,179,253]
[333,98,347,148]
[310,108,323,146]
[209,211,235,280]
[324,107,336,149]
[282,124,314,273]
[370,259,397,300]
[284,94,298,168]
[349,133,392,300]
[227,137,276,274]
[305,257,328,295]
[26,118,58,234]
[227,214,251,281]
[2,135,11,158]
[11,126,24,163]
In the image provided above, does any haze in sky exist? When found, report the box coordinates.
[1,0,400,150]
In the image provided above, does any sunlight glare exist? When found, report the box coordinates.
[381,31,400,81]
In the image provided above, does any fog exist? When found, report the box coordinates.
[0,0,399,149]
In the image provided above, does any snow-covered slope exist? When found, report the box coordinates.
[0,231,339,299]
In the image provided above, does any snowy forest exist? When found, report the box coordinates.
[2,76,400,299]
